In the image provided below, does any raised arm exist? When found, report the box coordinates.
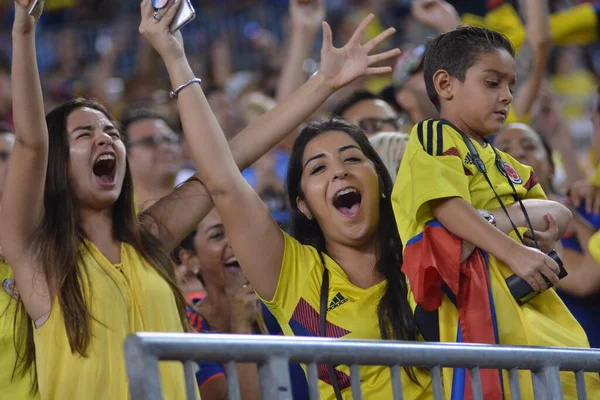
[140,0,399,299]
[0,0,50,319]
[433,197,562,292]
[511,0,552,120]
[276,0,325,103]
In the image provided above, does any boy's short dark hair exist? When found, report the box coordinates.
[423,26,515,111]
[331,89,383,117]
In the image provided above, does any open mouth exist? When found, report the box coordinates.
[93,153,117,185]
[223,257,241,270]
[333,187,362,218]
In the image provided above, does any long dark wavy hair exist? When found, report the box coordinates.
[14,98,189,387]
[286,117,420,383]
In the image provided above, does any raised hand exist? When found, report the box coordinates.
[13,0,44,35]
[411,0,460,34]
[139,0,185,63]
[290,0,325,35]
[319,14,400,91]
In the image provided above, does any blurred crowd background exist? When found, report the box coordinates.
[2,0,600,297]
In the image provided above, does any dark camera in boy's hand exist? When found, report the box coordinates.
[507,250,567,305]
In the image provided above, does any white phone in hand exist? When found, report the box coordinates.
[28,0,41,15]
[170,0,196,33]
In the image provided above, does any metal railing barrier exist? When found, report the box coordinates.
[124,333,600,400]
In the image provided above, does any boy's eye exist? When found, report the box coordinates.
[344,157,361,163]
[109,132,121,139]
[486,81,499,88]
[311,165,325,175]
[77,133,91,139]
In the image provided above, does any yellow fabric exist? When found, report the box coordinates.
[33,242,197,400]
[259,232,432,400]
[551,71,597,121]
[393,120,600,400]
[589,231,600,265]
[0,262,39,400]
[505,103,530,125]
[461,3,599,51]
[592,164,600,186]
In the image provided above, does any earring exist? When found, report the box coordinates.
[307,213,313,220]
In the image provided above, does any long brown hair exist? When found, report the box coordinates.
[14,98,189,385]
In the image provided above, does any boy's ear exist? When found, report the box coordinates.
[433,69,454,103]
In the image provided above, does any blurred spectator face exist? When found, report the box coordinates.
[207,90,243,140]
[395,71,439,124]
[0,132,15,196]
[342,99,402,137]
[126,118,183,186]
[192,209,244,290]
[494,123,553,190]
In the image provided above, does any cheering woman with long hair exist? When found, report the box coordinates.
[140,0,432,398]
[3,1,345,398]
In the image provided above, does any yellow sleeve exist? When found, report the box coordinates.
[591,164,600,187]
[257,232,320,322]
[550,3,599,46]
[588,231,600,265]
[505,104,531,125]
[461,3,599,50]
[393,120,472,242]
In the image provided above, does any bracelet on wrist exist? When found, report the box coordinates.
[170,78,202,99]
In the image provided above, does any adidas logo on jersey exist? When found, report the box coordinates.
[327,292,348,311]
[464,153,475,165]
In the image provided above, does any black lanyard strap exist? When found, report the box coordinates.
[319,252,344,400]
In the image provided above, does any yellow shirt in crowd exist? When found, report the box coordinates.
[393,119,600,399]
[259,232,432,400]
[1,261,39,400]
[33,241,198,400]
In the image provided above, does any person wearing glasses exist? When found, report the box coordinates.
[331,89,406,136]
[121,109,185,210]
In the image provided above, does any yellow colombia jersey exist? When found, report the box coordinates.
[33,242,199,400]
[392,119,600,400]
[0,262,39,400]
[258,232,432,400]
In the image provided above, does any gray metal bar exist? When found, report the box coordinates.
[532,367,563,400]
[390,365,403,400]
[124,335,163,400]
[307,363,320,400]
[257,356,293,400]
[576,370,588,400]
[469,367,483,400]
[508,368,521,400]
[183,361,198,400]
[431,366,444,400]
[226,361,241,400]
[126,333,600,372]
[350,364,362,400]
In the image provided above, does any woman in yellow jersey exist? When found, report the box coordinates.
[141,3,432,399]
[3,1,329,399]
[1,261,38,400]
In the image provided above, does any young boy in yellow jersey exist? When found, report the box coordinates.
[392,26,600,400]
